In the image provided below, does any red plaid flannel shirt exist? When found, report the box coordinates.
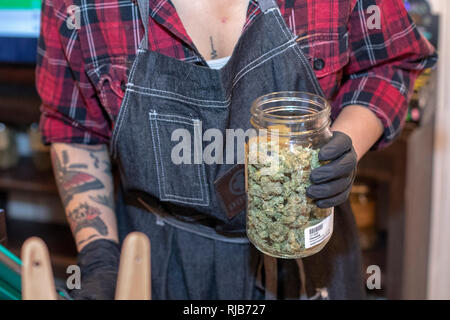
[37,0,437,149]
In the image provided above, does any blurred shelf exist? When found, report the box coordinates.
[0,157,57,194]
[0,85,41,126]
[356,122,416,182]
[0,64,36,86]
[0,64,41,126]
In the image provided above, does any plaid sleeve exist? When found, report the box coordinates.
[332,0,437,149]
[36,0,110,145]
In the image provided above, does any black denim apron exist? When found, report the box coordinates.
[111,0,365,299]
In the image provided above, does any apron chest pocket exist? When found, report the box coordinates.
[148,111,210,206]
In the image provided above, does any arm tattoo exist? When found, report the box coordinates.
[69,144,106,152]
[67,202,108,237]
[89,193,114,211]
[90,151,100,168]
[210,36,218,59]
[53,150,105,206]
[103,160,111,176]
[77,234,100,246]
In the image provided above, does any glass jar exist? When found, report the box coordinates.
[245,92,334,258]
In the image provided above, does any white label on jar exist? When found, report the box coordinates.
[304,210,334,249]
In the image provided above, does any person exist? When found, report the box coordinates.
[36,0,436,300]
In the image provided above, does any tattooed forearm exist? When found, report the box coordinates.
[51,143,118,251]
[68,202,108,237]
[210,36,218,59]
[89,193,114,211]
[77,234,100,247]
[68,144,107,152]
[90,151,100,168]
[103,160,111,175]
[52,149,105,206]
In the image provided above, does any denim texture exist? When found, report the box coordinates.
[113,0,365,300]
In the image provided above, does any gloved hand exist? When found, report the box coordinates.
[306,131,357,208]
[70,239,121,300]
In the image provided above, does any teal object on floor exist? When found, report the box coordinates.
[0,243,72,300]
[0,244,22,300]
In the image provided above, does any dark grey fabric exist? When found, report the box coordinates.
[71,239,121,300]
[112,0,365,300]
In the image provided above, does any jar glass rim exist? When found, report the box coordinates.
[250,91,330,123]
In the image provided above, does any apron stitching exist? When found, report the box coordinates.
[193,120,206,203]
[148,112,165,199]
[158,195,208,203]
[125,40,298,112]
[155,117,207,204]
[152,117,197,126]
[232,42,297,89]
[264,8,279,14]
[111,87,131,158]
[130,86,231,104]
[127,89,230,107]
[232,38,295,83]
[111,47,144,157]
[271,9,292,42]
[154,117,170,201]
[194,120,210,205]
[155,113,201,121]
[128,89,230,108]
[149,111,209,205]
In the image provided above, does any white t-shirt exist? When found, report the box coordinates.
[206,56,231,69]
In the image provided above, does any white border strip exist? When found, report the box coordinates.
[428,0,450,300]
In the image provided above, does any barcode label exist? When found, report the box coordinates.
[309,224,323,235]
[304,210,334,249]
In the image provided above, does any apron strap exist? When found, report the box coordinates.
[263,255,278,300]
[137,197,249,244]
[295,259,308,300]
[136,0,150,50]
[258,0,279,13]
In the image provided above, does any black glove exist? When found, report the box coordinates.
[306,131,357,208]
[70,239,121,300]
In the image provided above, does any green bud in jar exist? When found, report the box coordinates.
[245,92,334,258]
